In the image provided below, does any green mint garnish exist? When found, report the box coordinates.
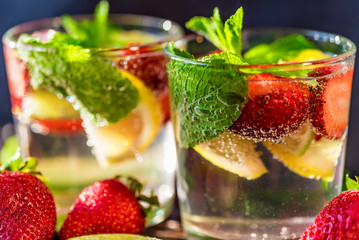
[61,0,124,48]
[167,43,248,148]
[244,34,318,64]
[17,33,139,124]
[199,51,247,65]
[186,7,243,55]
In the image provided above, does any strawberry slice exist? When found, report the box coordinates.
[157,90,170,123]
[117,46,169,122]
[3,46,30,113]
[31,119,84,135]
[309,67,353,139]
[117,47,167,96]
[229,73,309,142]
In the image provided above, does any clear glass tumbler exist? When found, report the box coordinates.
[3,14,183,225]
[165,29,356,239]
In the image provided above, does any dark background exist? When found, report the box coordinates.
[1,0,359,175]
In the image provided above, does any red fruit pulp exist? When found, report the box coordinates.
[3,46,30,116]
[309,67,354,139]
[31,119,84,135]
[117,48,170,123]
[230,73,310,142]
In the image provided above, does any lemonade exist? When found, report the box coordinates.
[165,8,356,239]
[2,1,183,225]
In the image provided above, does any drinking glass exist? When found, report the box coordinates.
[3,14,183,226]
[165,28,356,239]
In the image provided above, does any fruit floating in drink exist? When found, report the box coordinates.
[2,0,183,225]
[165,7,356,239]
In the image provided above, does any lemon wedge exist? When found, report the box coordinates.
[264,125,344,181]
[290,49,330,62]
[22,89,80,120]
[86,70,162,167]
[194,131,267,180]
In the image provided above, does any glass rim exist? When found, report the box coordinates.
[2,13,184,55]
[164,27,357,69]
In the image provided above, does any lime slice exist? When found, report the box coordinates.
[275,124,314,157]
[290,49,330,62]
[264,125,344,181]
[85,70,162,167]
[22,89,80,120]
[194,131,267,180]
[68,233,158,240]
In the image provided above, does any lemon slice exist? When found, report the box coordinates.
[86,70,162,167]
[290,49,330,62]
[22,89,80,120]
[264,125,344,181]
[68,233,158,240]
[194,131,267,180]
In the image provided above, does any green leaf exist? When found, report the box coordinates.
[61,0,122,48]
[244,34,318,64]
[186,7,244,55]
[0,135,20,165]
[199,51,246,65]
[167,47,248,148]
[168,42,195,59]
[93,0,109,47]
[61,15,88,42]
[0,149,22,171]
[224,7,243,55]
[17,34,139,124]
[345,174,359,191]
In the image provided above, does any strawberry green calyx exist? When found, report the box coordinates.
[0,136,45,179]
[345,175,359,191]
[115,176,159,215]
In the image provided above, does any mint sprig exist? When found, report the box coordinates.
[244,34,318,64]
[186,7,243,55]
[17,34,139,124]
[61,0,121,48]
[167,43,248,147]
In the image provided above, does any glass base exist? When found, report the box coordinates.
[182,213,312,240]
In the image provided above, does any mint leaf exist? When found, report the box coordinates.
[186,7,244,55]
[93,0,109,47]
[61,0,120,48]
[199,51,247,65]
[168,42,195,59]
[244,34,318,64]
[17,33,139,124]
[167,47,248,148]
[224,7,243,55]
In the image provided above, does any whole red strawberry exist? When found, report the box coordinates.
[0,170,57,240]
[229,73,309,142]
[300,190,359,240]
[59,177,158,240]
